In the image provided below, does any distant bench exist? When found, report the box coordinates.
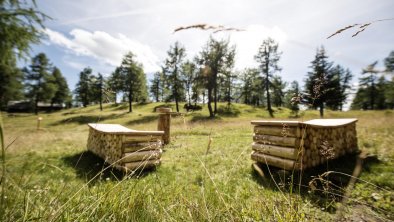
[87,123,164,171]
[251,119,358,170]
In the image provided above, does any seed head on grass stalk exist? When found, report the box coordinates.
[327,18,394,39]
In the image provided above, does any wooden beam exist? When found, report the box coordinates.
[252,143,299,160]
[254,126,300,137]
[157,108,172,145]
[253,134,299,147]
[123,141,162,152]
[251,152,300,171]
[122,149,162,163]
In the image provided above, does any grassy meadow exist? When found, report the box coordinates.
[0,103,393,221]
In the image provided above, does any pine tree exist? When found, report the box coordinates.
[118,52,147,112]
[271,75,287,107]
[304,47,332,117]
[359,61,380,110]
[285,81,301,117]
[240,68,264,106]
[24,53,57,114]
[163,42,186,112]
[149,72,162,102]
[75,67,93,107]
[375,76,388,110]
[51,67,70,108]
[384,51,394,73]
[94,73,105,111]
[384,76,394,109]
[197,37,236,117]
[255,38,282,117]
[108,67,123,104]
[0,0,48,109]
[383,51,394,108]
[0,60,24,109]
[181,60,197,106]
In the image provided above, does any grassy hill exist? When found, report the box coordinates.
[1,102,393,221]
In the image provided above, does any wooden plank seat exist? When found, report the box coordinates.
[87,123,164,171]
[251,119,358,170]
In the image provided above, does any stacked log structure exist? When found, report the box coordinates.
[251,119,358,171]
[87,123,164,171]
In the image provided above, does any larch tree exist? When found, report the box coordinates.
[0,0,48,110]
[108,67,123,104]
[75,67,93,107]
[181,60,197,106]
[240,68,263,106]
[118,52,147,112]
[359,61,380,110]
[254,38,282,117]
[24,53,57,114]
[149,72,163,102]
[163,42,186,112]
[384,51,394,73]
[271,75,287,107]
[197,37,236,117]
[51,67,70,108]
[285,80,301,117]
[384,51,394,108]
[304,46,332,118]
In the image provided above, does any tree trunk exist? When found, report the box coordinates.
[188,89,191,106]
[214,73,217,114]
[207,88,214,118]
[265,73,273,117]
[34,97,39,115]
[99,90,103,111]
[319,102,324,118]
[174,82,179,112]
[370,80,375,110]
[227,80,231,106]
[128,89,133,113]
[202,91,205,105]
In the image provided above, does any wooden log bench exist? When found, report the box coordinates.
[87,123,164,172]
[251,119,358,171]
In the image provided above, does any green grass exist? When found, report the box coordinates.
[1,103,393,221]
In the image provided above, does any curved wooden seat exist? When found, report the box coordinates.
[251,118,358,170]
[87,123,164,171]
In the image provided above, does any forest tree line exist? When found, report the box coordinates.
[2,37,394,117]
[1,0,394,117]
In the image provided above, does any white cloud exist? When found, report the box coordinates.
[227,25,288,70]
[44,28,161,73]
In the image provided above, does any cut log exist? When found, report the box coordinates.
[253,134,299,147]
[124,159,161,170]
[251,120,301,127]
[251,151,300,171]
[123,135,162,142]
[254,126,300,137]
[252,143,299,160]
[122,149,162,163]
[157,108,172,145]
[123,141,162,152]
[252,163,265,178]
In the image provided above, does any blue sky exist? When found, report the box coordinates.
[26,0,394,94]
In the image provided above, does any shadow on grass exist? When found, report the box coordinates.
[216,104,241,117]
[111,103,129,111]
[52,113,128,125]
[62,151,156,184]
[127,115,158,125]
[190,113,222,122]
[251,153,381,212]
